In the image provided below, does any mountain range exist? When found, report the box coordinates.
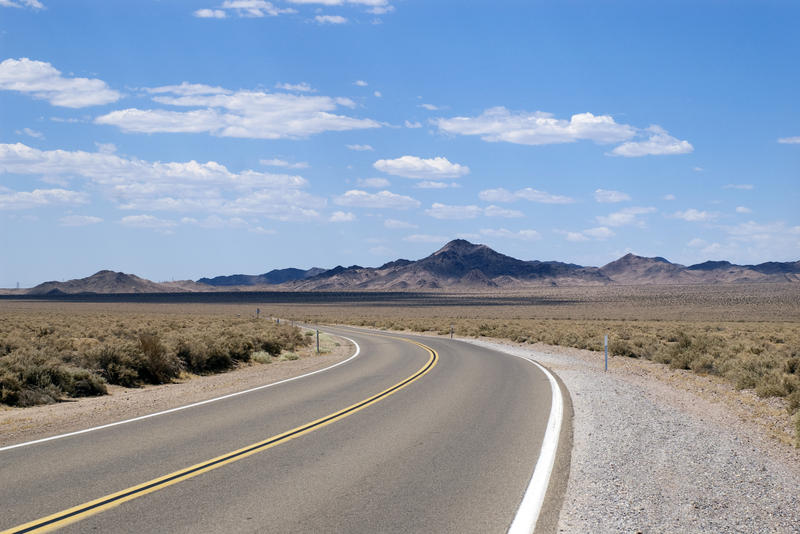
[9,239,800,295]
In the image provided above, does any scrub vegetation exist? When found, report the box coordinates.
[0,309,309,407]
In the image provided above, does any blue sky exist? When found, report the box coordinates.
[1,0,798,286]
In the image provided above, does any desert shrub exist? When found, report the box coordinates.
[250,351,273,364]
[85,345,141,387]
[136,333,181,384]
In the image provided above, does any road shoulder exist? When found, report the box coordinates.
[465,337,800,533]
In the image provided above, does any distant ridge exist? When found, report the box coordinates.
[9,240,800,294]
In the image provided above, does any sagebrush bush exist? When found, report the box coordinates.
[0,312,311,407]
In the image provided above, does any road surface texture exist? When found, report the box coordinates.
[1,327,567,533]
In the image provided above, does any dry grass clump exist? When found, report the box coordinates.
[0,311,309,407]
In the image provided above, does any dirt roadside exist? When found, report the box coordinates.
[0,334,354,448]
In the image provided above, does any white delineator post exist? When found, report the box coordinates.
[604,334,608,372]
[316,329,320,354]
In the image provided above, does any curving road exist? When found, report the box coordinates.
[0,327,567,533]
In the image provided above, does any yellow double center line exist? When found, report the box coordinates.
[3,336,438,534]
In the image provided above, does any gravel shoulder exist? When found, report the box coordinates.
[0,334,354,448]
[464,336,800,534]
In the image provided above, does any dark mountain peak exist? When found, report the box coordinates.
[379,258,413,270]
[603,253,675,271]
[433,239,488,256]
[688,260,734,271]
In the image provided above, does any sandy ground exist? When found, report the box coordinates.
[0,335,354,448]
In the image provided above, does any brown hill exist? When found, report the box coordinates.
[27,270,192,295]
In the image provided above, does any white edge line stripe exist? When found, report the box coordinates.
[0,334,361,452]
[507,354,564,534]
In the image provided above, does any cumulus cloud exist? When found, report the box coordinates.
[777,136,800,144]
[596,206,656,227]
[479,187,574,204]
[435,107,636,146]
[663,194,676,201]
[384,218,417,229]
[275,82,314,92]
[672,209,718,222]
[0,142,324,220]
[480,228,540,240]
[143,82,231,96]
[0,187,88,210]
[373,155,469,180]
[0,0,44,10]
[346,143,373,151]
[0,58,120,108]
[695,220,800,263]
[15,127,44,139]
[484,205,524,218]
[194,8,227,17]
[95,84,379,139]
[426,203,482,220]
[356,177,390,188]
[333,189,419,209]
[260,158,309,169]
[736,206,752,214]
[594,188,631,203]
[419,103,439,111]
[609,126,693,157]
[354,80,368,86]
[120,214,177,229]
[315,14,347,24]
[59,214,103,226]
[558,226,614,242]
[404,120,422,128]
[414,181,458,189]
[329,210,356,222]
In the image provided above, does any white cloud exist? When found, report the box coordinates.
[419,103,438,111]
[426,203,482,220]
[435,106,636,146]
[0,0,44,10]
[777,136,800,144]
[356,177,390,188]
[384,218,417,229]
[260,158,309,169]
[120,214,177,229]
[484,205,524,218]
[723,184,754,190]
[609,126,693,157]
[0,188,88,210]
[594,188,630,203]
[374,155,469,180]
[315,14,347,24]
[333,189,419,209]
[346,144,373,151]
[697,220,800,263]
[194,8,227,18]
[0,58,120,108]
[96,85,380,139]
[0,142,324,220]
[404,120,422,128]
[672,209,718,222]
[414,181,458,189]
[59,214,103,226]
[181,215,248,229]
[403,234,447,243]
[216,0,295,17]
[373,90,382,97]
[15,127,44,139]
[596,206,656,227]
[480,228,541,241]
[735,206,752,214]
[329,210,356,222]
[663,193,676,201]
[693,166,704,172]
[354,80,368,86]
[479,187,574,204]
[95,142,117,154]
[144,82,231,96]
[558,226,614,242]
[687,238,707,248]
[275,82,315,92]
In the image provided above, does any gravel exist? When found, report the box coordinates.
[464,338,800,534]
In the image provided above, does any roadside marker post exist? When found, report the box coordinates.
[450,324,454,339]
[316,329,320,354]
[604,334,608,372]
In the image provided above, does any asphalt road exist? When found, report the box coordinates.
[0,327,565,533]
